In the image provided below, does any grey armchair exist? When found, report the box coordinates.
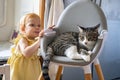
[40,0,107,80]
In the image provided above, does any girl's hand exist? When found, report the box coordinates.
[48,25,55,29]
[39,30,44,37]
[38,25,55,38]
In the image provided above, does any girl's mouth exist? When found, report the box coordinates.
[35,31,40,34]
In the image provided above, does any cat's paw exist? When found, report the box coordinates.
[88,51,92,55]
[81,49,88,54]
[81,53,90,62]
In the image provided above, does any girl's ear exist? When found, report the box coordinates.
[20,25,25,33]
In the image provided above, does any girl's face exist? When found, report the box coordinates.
[24,17,41,39]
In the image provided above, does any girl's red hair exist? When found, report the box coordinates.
[19,13,40,34]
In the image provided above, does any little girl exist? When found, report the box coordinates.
[7,13,54,80]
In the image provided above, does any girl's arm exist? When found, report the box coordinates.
[19,30,44,57]
[18,25,55,57]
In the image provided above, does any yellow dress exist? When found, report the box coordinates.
[7,35,43,80]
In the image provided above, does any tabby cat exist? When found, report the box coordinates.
[42,24,100,80]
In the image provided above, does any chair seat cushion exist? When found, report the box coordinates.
[51,55,94,66]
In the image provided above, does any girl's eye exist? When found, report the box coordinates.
[29,24,40,27]
[37,25,40,27]
[29,24,35,27]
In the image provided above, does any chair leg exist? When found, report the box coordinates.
[94,59,104,80]
[38,73,45,80]
[83,65,92,80]
[55,66,63,80]
[84,73,92,80]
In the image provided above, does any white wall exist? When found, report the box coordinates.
[0,0,39,41]
[0,0,15,41]
[14,0,39,30]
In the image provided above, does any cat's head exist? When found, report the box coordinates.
[78,24,100,50]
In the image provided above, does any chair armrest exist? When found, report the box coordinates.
[98,30,108,39]
[40,34,57,59]
[40,27,60,59]
[92,29,108,53]
[90,30,108,63]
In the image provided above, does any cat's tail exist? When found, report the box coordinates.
[42,57,50,80]
[42,47,53,80]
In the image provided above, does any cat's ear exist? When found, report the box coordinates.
[77,25,85,32]
[94,23,100,30]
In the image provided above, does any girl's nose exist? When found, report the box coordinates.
[35,24,40,28]
[35,26,40,28]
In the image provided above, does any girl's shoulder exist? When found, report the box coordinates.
[14,34,36,45]
[13,34,26,44]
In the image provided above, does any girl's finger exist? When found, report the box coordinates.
[49,25,55,29]
[39,30,44,37]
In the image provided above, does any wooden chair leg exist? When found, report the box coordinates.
[94,64,104,80]
[83,65,92,80]
[38,73,45,80]
[84,73,92,80]
[94,59,104,80]
[55,66,63,80]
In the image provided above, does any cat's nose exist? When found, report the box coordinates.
[85,42,87,45]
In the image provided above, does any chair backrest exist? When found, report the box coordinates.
[41,0,107,65]
[56,0,107,34]
[0,64,10,80]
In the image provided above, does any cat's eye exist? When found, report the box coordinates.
[88,37,98,41]
[88,37,91,41]
[79,35,84,40]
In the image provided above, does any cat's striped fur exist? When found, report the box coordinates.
[42,24,100,80]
